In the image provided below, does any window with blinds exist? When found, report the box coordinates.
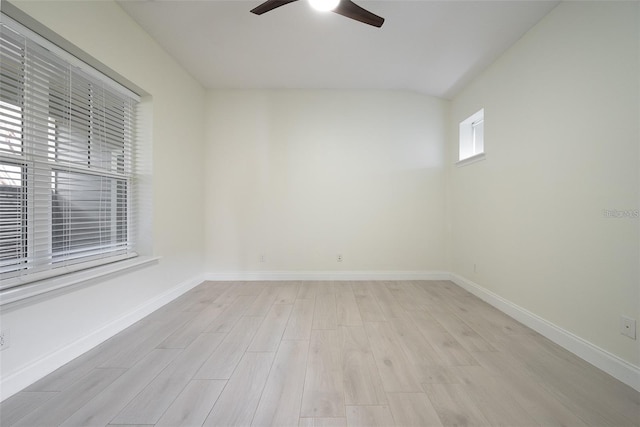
[458,108,485,163]
[0,16,139,290]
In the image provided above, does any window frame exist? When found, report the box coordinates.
[0,13,142,295]
[457,108,486,166]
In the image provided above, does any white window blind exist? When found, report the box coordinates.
[0,16,139,290]
[458,108,485,162]
[471,118,484,155]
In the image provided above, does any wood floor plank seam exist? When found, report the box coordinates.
[2,280,638,427]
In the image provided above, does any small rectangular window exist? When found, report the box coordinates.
[459,108,485,162]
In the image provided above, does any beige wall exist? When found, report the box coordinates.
[0,0,206,397]
[204,90,448,273]
[449,1,639,366]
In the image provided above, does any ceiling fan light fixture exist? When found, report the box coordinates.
[308,0,340,12]
[250,0,384,28]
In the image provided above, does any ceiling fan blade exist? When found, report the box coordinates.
[251,0,300,15]
[332,0,384,28]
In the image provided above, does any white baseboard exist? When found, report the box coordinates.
[3,271,637,402]
[205,270,451,281]
[0,273,205,402]
[450,273,640,392]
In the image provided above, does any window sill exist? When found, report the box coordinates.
[0,256,160,309]
[456,153,486,167]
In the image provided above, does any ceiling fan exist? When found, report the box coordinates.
[250,0,385,28]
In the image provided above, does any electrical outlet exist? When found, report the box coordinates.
[0,330,9,351]
[473,263,477,273]
[620,316,636,340]
[337,254,343,262]
[260,254,266,263]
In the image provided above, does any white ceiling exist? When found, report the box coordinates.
[118,0,559,99]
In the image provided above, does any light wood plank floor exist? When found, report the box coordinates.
[2,281,638,426]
